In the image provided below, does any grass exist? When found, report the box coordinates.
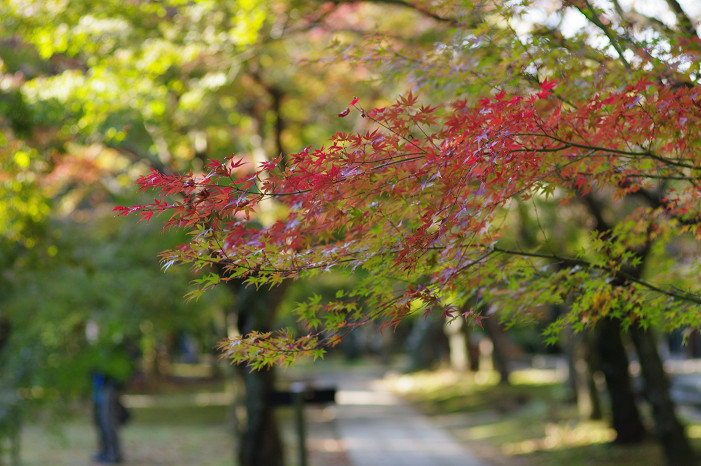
[17,386,236,466]
[387,367,701,466]
[12,359,701,465]
[12,372,344,466]
[19,414,235,466]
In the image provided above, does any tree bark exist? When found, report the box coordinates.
[444,316,480,372]
[566,328,603,420]
[406,312,449,371]
[238,367,283,466]
[483,316,511,384]
[232,281,288,466]
[629,325,698,465]
[0,316,22,466]
[594,318,646,443]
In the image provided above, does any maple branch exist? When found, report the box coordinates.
[249,69,288,170]
[331,0,462,27]
[344,151,426,164]
[623,182,701,226]
[373,155,426,170]
[664,0,699,40]
[517,133,700,170]
[611,0,675,38]
[490,246,701,305]
[530,26,608,68]
[578,0,631,69]
[107,143,172,176]
[453,249,496,275]
[621,173,698,181]
[500,14,578,108]
[362,107,431,157]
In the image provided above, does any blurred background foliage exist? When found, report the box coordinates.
[1,0,700,464]
[0,0,417,455]
[0,0,433,397]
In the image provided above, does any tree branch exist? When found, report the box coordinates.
[491,246,701,305]
[578,0,631,69]
[330,0,462,27]
[665,0,699,40]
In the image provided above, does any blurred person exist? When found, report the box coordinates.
[91,371,128,464]
[87,320,134,464]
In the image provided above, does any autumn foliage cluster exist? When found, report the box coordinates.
[118,74,701,366]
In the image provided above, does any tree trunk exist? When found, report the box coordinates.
[467,333,480,372]
[0,317,22,466]
[232,282,288,466]
[483,316,511,384]
[629,325,698,465]
[566,328,602,420]
[444,316,479,372]
[406,312,449,371]
[594,318,646,443]
[238,367,283,466]
[581,186,695,462]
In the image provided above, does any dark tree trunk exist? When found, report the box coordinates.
[594,318,646,443]
[0,317,22,466]
[232,282,288,466]
[565,328,602,420]
[467,334,480,372]
[444,316,479,372]
[579,179,697,463]
[238,367,283,466]
[629,325,698,465]
[0,317,9,353]
[406,311,449,371]
[483,317,511,385]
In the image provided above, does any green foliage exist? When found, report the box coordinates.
[2,211,223,398]
[0,0,371,401]
[119,0,701,367]
[6,0,696,377]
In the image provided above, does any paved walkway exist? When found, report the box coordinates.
[317,367,487,466]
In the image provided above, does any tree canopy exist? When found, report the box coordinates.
[2,0,700,463]
[120,0,701,367]
[0,0,417,412]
